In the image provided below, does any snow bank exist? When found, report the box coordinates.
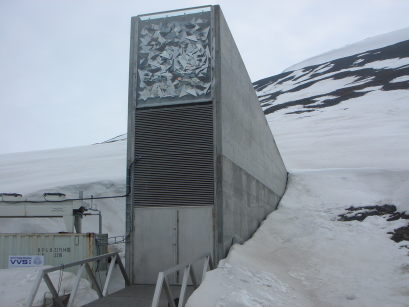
[0,141,127,239]
[186,169,409,307]
[0,143,127,307]
[186,28,409,305]
[266,89,409,170]
[284,27,409,72]
[0,141,126,196]
[0,266,98,307]
[0,181,126,242]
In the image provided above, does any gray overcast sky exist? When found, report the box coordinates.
[1,0,408,154]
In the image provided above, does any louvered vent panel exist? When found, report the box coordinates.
[133,103,214,206]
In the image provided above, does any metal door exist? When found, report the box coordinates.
[133,206,213,284]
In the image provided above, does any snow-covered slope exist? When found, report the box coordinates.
[1,27,409,307]
[0,143,127,306]
[0,142,126,236]
[284,27,409,72]
[187,169,409,307]
[186,28,409,307]
[253,35,409,170]
[0,142,126,196]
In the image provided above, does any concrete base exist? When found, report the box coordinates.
[81,285,195,307]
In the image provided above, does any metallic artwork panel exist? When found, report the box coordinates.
[137,10,211,106]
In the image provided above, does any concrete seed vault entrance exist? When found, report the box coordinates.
[125,5,287,285]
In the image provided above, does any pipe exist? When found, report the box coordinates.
[86,195,102,234]
[85,209,102,234]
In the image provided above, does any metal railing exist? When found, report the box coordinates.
[152,252,214,307]
[26,252,131,307]
[96,233,130,245]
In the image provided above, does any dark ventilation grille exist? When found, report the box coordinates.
[133,103,214,206]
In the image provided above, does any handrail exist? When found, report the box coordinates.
[26,252,131,307]
[152,252,213,307]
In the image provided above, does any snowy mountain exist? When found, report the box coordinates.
[252,29,409,171]
[255,38,409,116]
[1,27,409,307]
[283,27,409,72]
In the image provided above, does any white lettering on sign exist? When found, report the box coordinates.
[9,255,44,268]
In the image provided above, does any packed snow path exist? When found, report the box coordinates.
[186,169,409,307]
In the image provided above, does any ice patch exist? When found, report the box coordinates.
[390,75,409,83]
[362,57,409,70]
[353,59,364,65]
[310,95,338,105]
[354,85,383,92]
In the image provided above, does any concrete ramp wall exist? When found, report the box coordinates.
[213,6,287,258]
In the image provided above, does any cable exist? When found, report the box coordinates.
[96,241,103,289]
[55,264,64,305]
[1,194,124,203]
[96,233,130,246]
[1,156,141,203]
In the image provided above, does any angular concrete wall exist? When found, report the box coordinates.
[213,6,287,259]
[126,6,287,280]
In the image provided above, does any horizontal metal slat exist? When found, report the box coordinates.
[132,103,214,207]
[134,182,214,189]
[134,174,213,181]
[135,116,213,127]
[135,153,212,159]
[135,143,213,153]
[134,158,213,167]
[134,201,213,206]
[134,197,213,202]
[135,105,213,118]
[135,115,213,126]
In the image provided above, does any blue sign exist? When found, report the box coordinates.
[8,255,44,268]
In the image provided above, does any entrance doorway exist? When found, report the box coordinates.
[133,206,213,284]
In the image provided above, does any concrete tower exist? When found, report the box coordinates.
[126,5,287,284]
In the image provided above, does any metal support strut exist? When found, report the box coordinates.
[151,252,214,307]
[26,252,131,307]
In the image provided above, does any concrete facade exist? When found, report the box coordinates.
[126,5,287,283]
[213,6,287,258]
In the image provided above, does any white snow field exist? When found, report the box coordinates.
[0,266,98,307]
[284,27,409,72]
[264,89,409,170]
[1,27,409,306]
[0,143,128,307]
[0,142,127,236]
[186,169,409,307]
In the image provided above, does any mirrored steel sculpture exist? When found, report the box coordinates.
[137,13,211,104]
